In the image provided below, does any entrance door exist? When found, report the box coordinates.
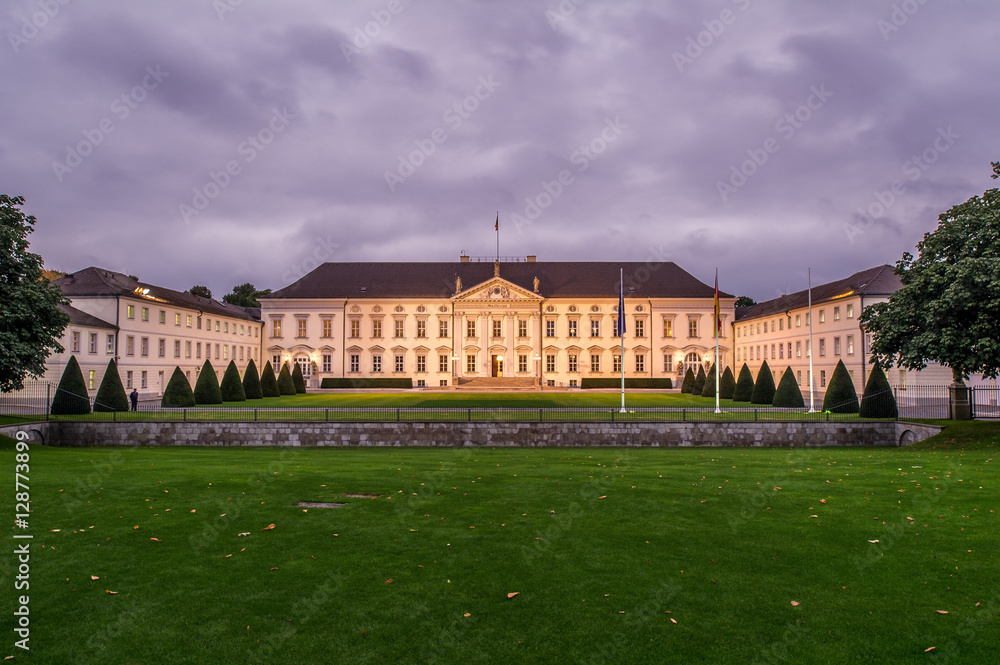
[491,355,503,377]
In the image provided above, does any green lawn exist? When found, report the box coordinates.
[2,423,998,663]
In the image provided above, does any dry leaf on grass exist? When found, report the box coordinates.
[507,592,519,599]
[105,590,117,595]
[936,610,948,614]
[790,601,800,607]
[90,575,99,580]
[261,524,276,531]
[150,538,161,542]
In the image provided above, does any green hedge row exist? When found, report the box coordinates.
[320,378,414,389]
[579,378,673,389]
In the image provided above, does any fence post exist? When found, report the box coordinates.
[754,409,758,422]
[539,408,543,422]
[682,409,686,422]
[397,408,400,423]
[468,408,471,422]
[325,408,329,423]
[46,384,51,421]
[184,408,187,422]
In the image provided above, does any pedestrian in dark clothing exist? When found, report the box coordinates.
[130,389,139,411]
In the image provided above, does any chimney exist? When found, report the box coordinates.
[526,255,536,263]
[460,255,470,263]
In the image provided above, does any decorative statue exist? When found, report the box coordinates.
[494,261,500,277]
[533,276,540,293]
[455,275,462,293]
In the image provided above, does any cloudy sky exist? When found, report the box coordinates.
[2,0,998,301]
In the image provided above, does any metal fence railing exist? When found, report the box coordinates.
[971,385,1000,419]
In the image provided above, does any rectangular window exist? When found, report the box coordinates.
[569,355,578,372]
[439,319,449,338]
[568,320,578,338]
[372,320,382,338]
[159,310,166,324]
[796,370,802,385]
[820,370,827,387]
[239,324,244,335]
[590,319,600,337]
[834,306,840,321]
[126,370,133,389]
[847,335,854,355]
[224,322,229,333]
[141,371,147,389]
[834,336,841,356]
[819,310,825,324]
[174,340,181,358]
[591,354,601,372]
[847,304,854,319]
[372,355,382,373]
[215,344,220,360]
[518,355,527,373]
[322,354,332,373]
[197,317,202,330]
[439,354,449,373]
[795,314,801,327]
[350,355,360,372]
[71,331,80,353]
[635,354,645,373]
[416,320,426,338]
[688,318,698,337]
[272,355,281,369]
[297,319,307,338]
[796,341,801,358]
[88,370,95,390]
[272,319,282,337]
[635,320,644,338]
[569,379,577,387]
[546,320,555,338]
[395,320,405,338]
[141,307,149,322]
[466,354,477,373]
[158,338,165,357]
[196,342,202,359]
[518,320,528,337]
[546,354,556,373]
[779,318,784,331]
[819,338,826,357]
[663,319,673,337]
[89,332,97,354]
[127,304,135,319]
[778,343,784,359]
[205,318,211,330]
[184,341,191,358]
[186,315,192,328]
[663,354,673,372]
[770,344,775,359]
[215,321,220,332]
[322,319,332,338]
[417,355,426,372]
[394,354,404,372]
[613,320,620,337]
[493,319,503,338]
[140,337,149,357]
[416,379,426,388]
[106,334,115,354]
[467,320,476,338]
[350,320,360,338]
[613,355,622,373]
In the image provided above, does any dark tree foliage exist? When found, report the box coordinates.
[859,364,898,419]
[260,361,280,397]
[680,368,696,393]
[223,283,272,308]
[277,363,296,395]
[0,195,70,391]
[187,285,212,299]
[719,367,736,400]
[93,359,128,412]
[734,296,757,307]
[242,358,263,399]
[292,362,306,394]
[50,355,90,415]
[193,360,223,405]
[750,360,776,404]
[822,360,859,413]
[220,360,246,402]
[693,365,707,395]
[772,366,805,408]
[732,363,754,402]
[700,363,717,397]
[161,367,195,407]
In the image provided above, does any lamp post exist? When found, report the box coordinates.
[533,353,541,387]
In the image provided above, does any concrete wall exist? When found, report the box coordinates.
[1,421,941,448]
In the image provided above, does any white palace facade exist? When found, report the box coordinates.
[259,257,736,388]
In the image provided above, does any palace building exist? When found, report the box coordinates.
[259,257,735,388]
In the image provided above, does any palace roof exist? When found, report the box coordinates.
[58,303,117,329]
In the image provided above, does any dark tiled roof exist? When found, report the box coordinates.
[263,262,730,300]
[54,267,261,322]
[58,303,117,330]
[735,265,900,322]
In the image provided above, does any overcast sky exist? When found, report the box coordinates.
[3,0,998,302]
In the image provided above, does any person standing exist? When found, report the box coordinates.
[130,388,139,411]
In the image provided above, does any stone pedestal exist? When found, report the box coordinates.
[949,381,971,420]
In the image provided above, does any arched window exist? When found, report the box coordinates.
[682,351,702,375]
[294,354,313,378]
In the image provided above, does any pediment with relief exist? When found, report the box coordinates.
[453,277,543,302]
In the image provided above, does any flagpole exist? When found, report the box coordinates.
[620,268,626,414]
[715,267,721,414]
[495,212,499,262]
[807,267,816,413]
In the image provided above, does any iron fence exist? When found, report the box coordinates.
[971,385,1000,419]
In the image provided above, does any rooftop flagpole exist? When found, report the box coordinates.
[495,212,499,263]
[714,268,721,414]
[808,267,816,413]
[619,268,626,413]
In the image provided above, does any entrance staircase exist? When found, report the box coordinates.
[455,377,539,391]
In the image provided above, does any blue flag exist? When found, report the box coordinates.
[617,271,626,337]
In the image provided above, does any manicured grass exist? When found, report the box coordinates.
[2,425,998,663]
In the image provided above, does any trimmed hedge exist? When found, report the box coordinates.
[51,355,91,415]
[700,363,717,397]
[292,363,307,394]
[773,366,804,408]
[93,359,128,412]
[161,367,195,408]
[693,365,707,395]
[243,358,263,400]
[277,363,297,395]
[732,363,754,402]
[680,368,696,393]
[750,360,776,404]
[320,378,414,389]
[823,360,859,413]
[194,360,223,405]
[260,361,280,398]
[220,360,246,402]
[719,367,736,400]
[859,364,897,418]
[580,378,673,389]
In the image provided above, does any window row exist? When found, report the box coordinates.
[737,335,855,363]
[123,305,259,337]
[737,304,856,339]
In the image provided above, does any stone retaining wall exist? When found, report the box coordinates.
[0,421,942,448]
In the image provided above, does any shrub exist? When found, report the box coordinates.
[701,363,717,398]
[580,378,673,389]
[220,360,246,402]
[260,361,280,398]
[680,368,695,393]
[693,365,707,395]
[51,355,91,415]
[194,360,223,405]
[823,360,860,413]
[320,378,414,389]
[732,363,754,402]
[277,363,296,395]
[859,364,897,418]
[243,358,263,400]
[772,366,805,408]
[750,360,776,404]
[719,367,736,400]
[292,362,306,394]
[161,367,195,407]
[93,359,128,412]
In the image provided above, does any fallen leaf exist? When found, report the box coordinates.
[269,567,278,571]
[105,590,117,595]
[223,554,232,558]
[463,613,471,617]
[385,579,394,584]
[790,601,800,607]
[150,538,161,542]
[132,526,139,530]
[936,610,948,614]
[51,529,61,532]
[925,647,936,653]
[238,532,250,537]
[90,575,99,580]
[261,524,276,531]
[507,592,520,599]
[868,540,879,543]
[670,618,677,624]
[598,496,607,499]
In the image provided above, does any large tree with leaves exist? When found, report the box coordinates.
[0,195,70,391]
[222,282,271,308]
[861,163,1000,382]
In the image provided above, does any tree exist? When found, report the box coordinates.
[732,363,754,402]
[693,365,707,395]
[700,363,717,397]
[277,362,297,395]
[750,360,776,404]
[194,360,223,404]
[0,195,70,391]
[223,282,271,308]
[291,362,307,393]
[861,163,1000,382]
[161,367,195,407]
[50,356,90,415]
[680,368,695,393]
[735,296,757,307]
[220,360,246,402]
[772,366,804,408]
[719,366,736,400]
[260,361,280,397]
[860,364,898,419]
[243,358,263,399]
[822,360,859,413]
[188,285,212,299]
[93,359,128,412]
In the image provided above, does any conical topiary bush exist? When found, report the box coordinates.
[719,367,736,400]
[772,366,805,408]
[732,363,754,402]
[93,359,128,412]
[701,363,717,398]
[161,366,195,407]
[693,365,707,395]
[277,363,296,395]
[750,360,776,404]
[292,362,306,394]
[823,360,859,413]
[220,360,246,402]
[680,368,696,393]
[859,364,896,418]
[243,358,263,399]
[260,361,280,398]
[51,355,91,415]
[194,359,223,405]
